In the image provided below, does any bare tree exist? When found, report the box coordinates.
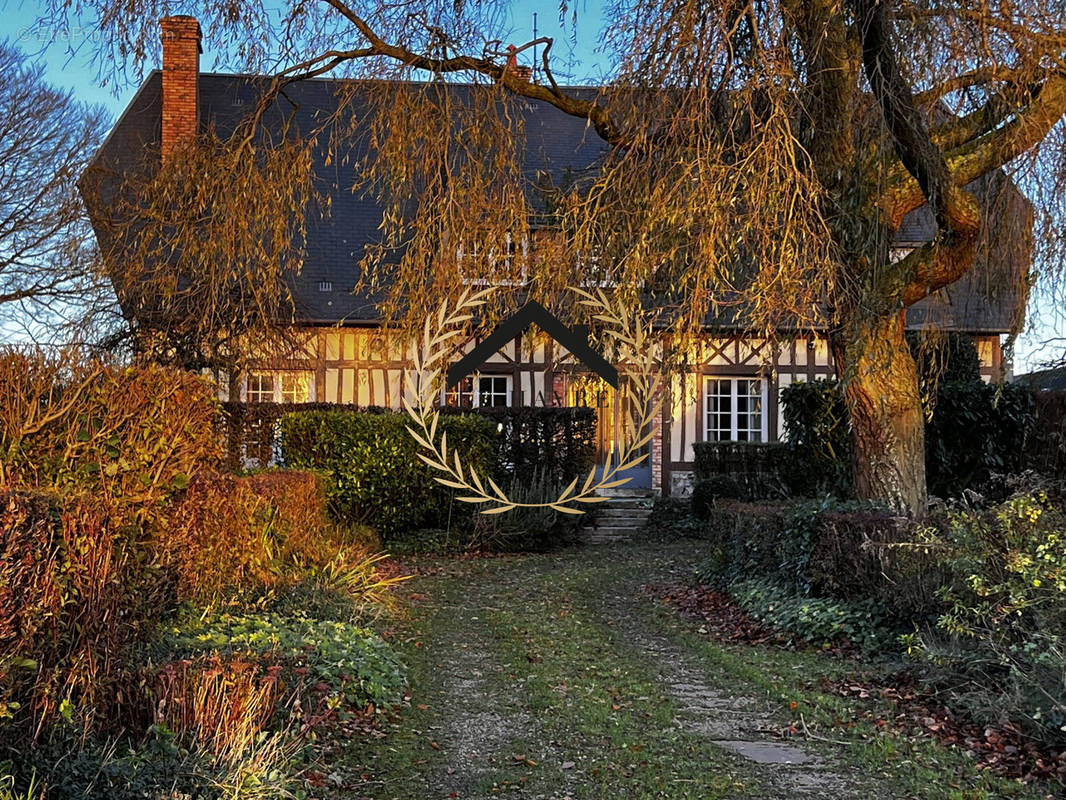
[0,43,112,340]
[53,0,1066,512]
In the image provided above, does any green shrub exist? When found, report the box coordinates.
[696,498,936,624]
[222,402,598,485]
[729,578,892,652]
[471,470,586,552]
[643,496,706,539]
[1027,391,1066,484]
[700,500,792,586]
[691,475,745,519]
[781,376,1037,499]
[925,381,1035,498]
[3,723,299,800]
[780,379,852,497]
[280,409,496,538]
[473,406,597,486]
[159,611,405,710]
[912,492,1066,744]
[692,441,794,500]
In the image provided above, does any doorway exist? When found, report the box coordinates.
[569,377,652,489]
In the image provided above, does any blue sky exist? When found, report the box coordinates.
[3,0,1061,371]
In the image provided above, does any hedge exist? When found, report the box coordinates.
[219,402,598,486]
[279,409,497,537]
[780,378,852,496]
[1028,390,1066,483]
[217,401,341,471]
[470,406,597,486]
[779,378,1037,499]
[691,441,794,514]
[700,499,941,622]
[925,381,1035,496]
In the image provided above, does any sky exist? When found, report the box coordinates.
[3,0,1062,372]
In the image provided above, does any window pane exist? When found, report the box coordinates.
[707,377,765,443]
[248,373,274,403]
[478,376,509,407]
[446,377,474,407]
[280,371,313,403]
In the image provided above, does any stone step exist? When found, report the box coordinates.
[582,525,643,537]
[582,515,649,526]
[597,488,656,498]
[595,498,655,510]
[596,508,652,519]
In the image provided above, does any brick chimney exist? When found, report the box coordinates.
[159,15,202,160]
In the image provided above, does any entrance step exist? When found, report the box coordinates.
[579,494,655,544]
[597,487,656,498]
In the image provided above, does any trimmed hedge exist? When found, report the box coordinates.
[470,406,597,486]
[692,441,794,510]
[780,378,852,496]
[925,381,1035,496]
[220,402,598,486]
[279,410,497,538]
[700,499,940,621]
[779,378,1037,499]
[1026,390,1066,484]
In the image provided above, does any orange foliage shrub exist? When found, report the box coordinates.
[0,488,142,733]
[160,470,337,605]
[239,469,332,563]
[0,354,225,735]
[0,352,222,528]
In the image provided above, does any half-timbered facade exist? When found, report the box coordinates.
[84,16,1025,496]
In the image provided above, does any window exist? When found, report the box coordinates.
[246,371,314,403]
[457,232,528,285]
[476,376,510,408]
[247,372,275,403]
[705,377,766,442]
[446,377,475,408]
[279,372,314,403]
[444,375,511,408]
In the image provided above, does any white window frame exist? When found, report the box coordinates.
[244,370,316,404]
[457,232,529,286]
[443,374,512,408]
[704,376,768,443]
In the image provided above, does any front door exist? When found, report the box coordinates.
[570,377,653,489]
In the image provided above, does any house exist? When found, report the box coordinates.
[81,16,1030,496]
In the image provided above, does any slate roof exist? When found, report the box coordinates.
[83,72,1029,333]
[1015,366,1066,391]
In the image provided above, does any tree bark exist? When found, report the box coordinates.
[832,312,927,515]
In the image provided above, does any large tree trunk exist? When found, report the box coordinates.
[832,311,927,515]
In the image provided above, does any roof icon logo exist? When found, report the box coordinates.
[446,300,619,389]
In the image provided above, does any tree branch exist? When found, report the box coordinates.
[883,71,1066,225]
[313,0,632,147]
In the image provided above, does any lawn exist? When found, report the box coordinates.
[332,540,1056,800]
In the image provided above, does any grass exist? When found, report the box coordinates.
[334,542,1058,799]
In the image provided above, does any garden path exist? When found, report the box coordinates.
[337,541,916,799]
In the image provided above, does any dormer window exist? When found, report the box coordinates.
[457,232,528,286]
